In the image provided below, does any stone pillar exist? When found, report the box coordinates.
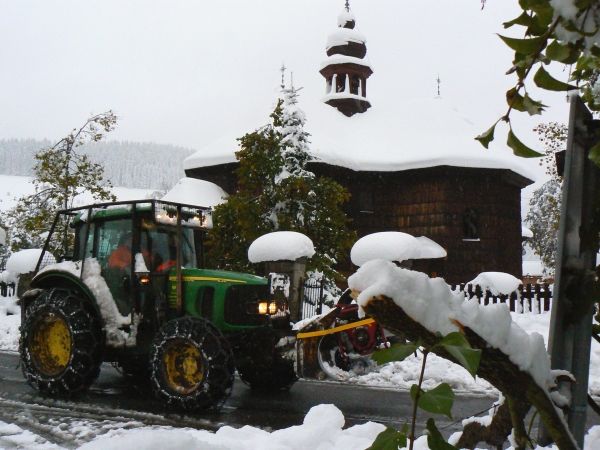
[264,257,307,323]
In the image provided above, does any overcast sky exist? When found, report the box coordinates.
[0,0,571,165]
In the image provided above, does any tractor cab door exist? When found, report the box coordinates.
[94,218,134,315]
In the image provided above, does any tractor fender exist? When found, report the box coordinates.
[27,270,101,319]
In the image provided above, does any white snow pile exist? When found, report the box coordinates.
[79,404,383,450]
[350,232,446,266]
[326,28,366,50]
[161,177,228,208]
[38,259,132,346]
[6,249,49,276]
[337,9,356,27]
[248,231,315,263]
[467,272,522,296]
[348,260,552,390]
[319,54,372,71]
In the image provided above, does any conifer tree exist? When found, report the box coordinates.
[209,86,354,280]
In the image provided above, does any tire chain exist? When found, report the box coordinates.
[19,288,103,396]
[149,317,235,411]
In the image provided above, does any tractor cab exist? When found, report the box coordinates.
[32,200,208,320]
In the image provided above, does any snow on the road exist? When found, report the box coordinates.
[0,405,599,450]
[0,420,61,449]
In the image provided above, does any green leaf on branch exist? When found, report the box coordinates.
[534,65,578,91]
[475,122,497,149]
[589,142,600,167]
[437,332,482,377]
[368,427,407,450]
[503,12,533,29]
[410,383,454,418]
[522,94,547,115]
[546,40,580,64]
[507,129,544,158]
[506,88,526,112]
[372,341,420,365]
[426,419,458,450]
[498,34,545,55]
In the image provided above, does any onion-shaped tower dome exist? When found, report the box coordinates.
[320,1,372,117]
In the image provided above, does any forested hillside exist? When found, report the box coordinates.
[0,139,194,189]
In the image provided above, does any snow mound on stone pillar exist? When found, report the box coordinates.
[248,231,315,263]
[350,232,446,266]
[6,249,52,275]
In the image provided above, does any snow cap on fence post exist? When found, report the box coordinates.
[467,271,521,296]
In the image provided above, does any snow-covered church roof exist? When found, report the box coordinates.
[183,94,535,181]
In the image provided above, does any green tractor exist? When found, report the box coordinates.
[19,200,296,411]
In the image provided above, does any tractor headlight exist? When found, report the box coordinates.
[256,301,278,315]
[258,301,268,315]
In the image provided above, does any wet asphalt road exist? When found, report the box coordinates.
[0,350,598,448]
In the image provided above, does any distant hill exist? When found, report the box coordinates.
[0,139,195,190]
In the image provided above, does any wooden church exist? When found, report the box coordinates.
[184,2,534,284]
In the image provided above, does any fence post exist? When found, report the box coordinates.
[317,280,324,315]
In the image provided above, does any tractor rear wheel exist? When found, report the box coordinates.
[150,317,234,411]
[20,288,103,396]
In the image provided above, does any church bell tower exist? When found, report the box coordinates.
[320,1,373,117]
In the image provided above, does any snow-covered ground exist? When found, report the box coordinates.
[1,290,600,448]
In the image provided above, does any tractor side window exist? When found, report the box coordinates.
[96,219,133,269]
[73,222,95,261]
[95,218,133,315]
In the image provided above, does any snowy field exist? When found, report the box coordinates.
[0,174,157,213]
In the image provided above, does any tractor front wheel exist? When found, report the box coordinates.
[20,288,103,396]
[150,317,234,411]
[232,327,297,390]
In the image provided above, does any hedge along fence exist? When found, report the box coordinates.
[451,283,552,313]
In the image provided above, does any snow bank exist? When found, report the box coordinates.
[80,404,384,450]
[248,231,315,263]
[468,272,521,296]
[6,249,50,275]
[350,232,446,266]
[161,177,228,208]
[348,260,553,390]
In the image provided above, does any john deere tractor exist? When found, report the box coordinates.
[19,200,296,411]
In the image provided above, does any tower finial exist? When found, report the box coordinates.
[280,63,286,90]
[345,0,350,12]
[436,74,441,97]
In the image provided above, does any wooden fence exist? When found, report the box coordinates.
[451,283,552,313]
